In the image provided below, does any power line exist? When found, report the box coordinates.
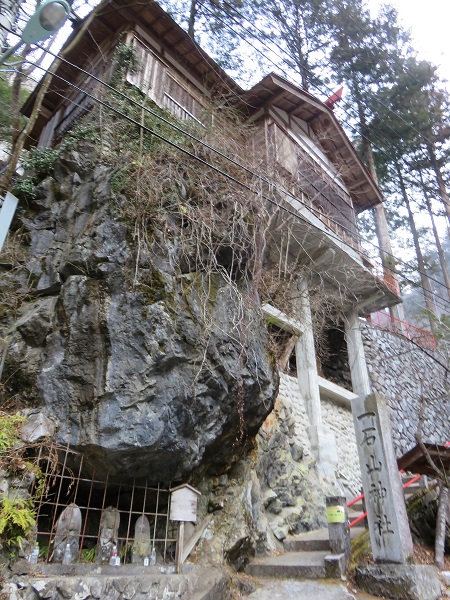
[23,46,450,308]
[11,36,450,317]
[6,53,450,324]
[15,60,450,315]
[34,40,369,250]
[196,0,450,222]
[21,6,450,252]
[4,19,450,311]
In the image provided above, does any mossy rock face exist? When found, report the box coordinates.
[1,144,278,485]
[407,488,450,549]
[137,268,168,306]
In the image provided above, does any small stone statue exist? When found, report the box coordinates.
[52,503,82,563]
[97,506,120,564]
[131,515,151,564]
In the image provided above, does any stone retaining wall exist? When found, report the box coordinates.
[322,399,361,497]
[277,373,361,497]
[361,323,450,458]
[277,374,311,455]
[1,565,230,600]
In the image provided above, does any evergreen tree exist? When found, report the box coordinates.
[248,0,335,90]
[327,1,413,322]
[159,0,250,76]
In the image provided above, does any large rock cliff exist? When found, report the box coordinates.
[1,143,278,483]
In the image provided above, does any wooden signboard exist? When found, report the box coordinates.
[170,484,201,523]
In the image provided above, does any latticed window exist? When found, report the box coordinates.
[127,36,207,126]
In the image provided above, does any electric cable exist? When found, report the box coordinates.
[195,0,450,219]
[13,7,450,238]
[25,40,450,309]
[13,61,450,316]
[4,9,450,323]
[5,60,450,324]
[25,54,450,303]
[8,45,450,316]
[33,43,448,283]
[25,41,363,237]
[4,19,450,311]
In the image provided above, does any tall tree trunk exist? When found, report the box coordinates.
[188,0,198,39]
[396,162,437,327]
[427,142,450,236]
[0,0,20,51]
[355,92,405,322]
[435,483,448,570]
[419,169,450,302]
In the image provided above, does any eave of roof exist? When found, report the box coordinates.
[22,0,242,120]
[21,3,383,213]
[241,73,384,212]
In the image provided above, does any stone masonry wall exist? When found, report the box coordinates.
[277,373,311,455]
[322,399,361,497]
[362,323,450,458]
[277,373,361,497]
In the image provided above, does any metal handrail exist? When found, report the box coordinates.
[368,311,436,351]
[347,441,450,528]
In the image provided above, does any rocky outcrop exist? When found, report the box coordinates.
[407,487,450,549]
[1,144,278,483]
[194,393,331,568]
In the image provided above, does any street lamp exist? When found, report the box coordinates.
[0,0,71,66]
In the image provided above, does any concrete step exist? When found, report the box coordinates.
[404,484,422,496]
[349,526,367,539]
[245,551,328,580]
[348,509,366,522]
[285,524,368,553]
[284,529,330,552]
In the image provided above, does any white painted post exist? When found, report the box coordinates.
[0,192,18,251]
[295,278,322,429]
[295,278,338,480]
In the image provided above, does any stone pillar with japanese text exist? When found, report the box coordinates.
[346,311,414,563]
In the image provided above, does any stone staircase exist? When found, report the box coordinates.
[246,525,366,580]
[246,475,424,582]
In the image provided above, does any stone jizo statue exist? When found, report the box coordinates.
[97,506,120,564]
[132,514,151,564]
[52,503,82,563]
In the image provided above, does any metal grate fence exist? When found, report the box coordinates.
[30,441,177,565]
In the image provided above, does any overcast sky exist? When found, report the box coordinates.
[368,0,450,86]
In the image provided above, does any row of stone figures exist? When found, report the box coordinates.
[44,503,157,565]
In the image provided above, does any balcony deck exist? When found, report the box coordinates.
[265,187,401,316]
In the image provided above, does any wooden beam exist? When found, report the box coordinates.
[181,514,214,563]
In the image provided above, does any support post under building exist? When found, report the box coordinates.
[295,278,338,481]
